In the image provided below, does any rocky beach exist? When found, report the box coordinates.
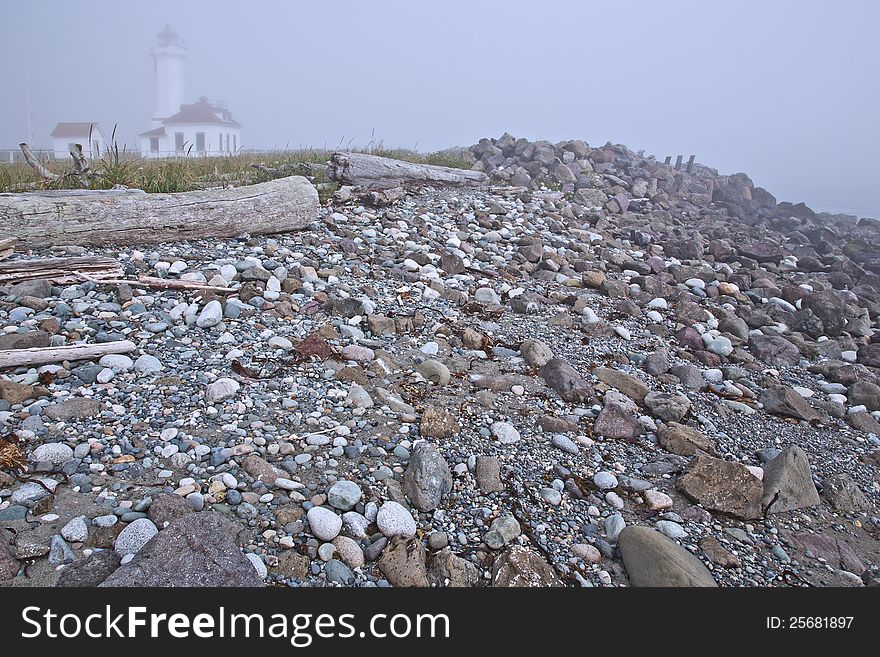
[1,133,878,588]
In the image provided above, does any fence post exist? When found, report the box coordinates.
[674,155,683,171]
[686,154,695,173]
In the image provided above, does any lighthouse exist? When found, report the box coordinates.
[139,25,241,157]
[150,25,186,128]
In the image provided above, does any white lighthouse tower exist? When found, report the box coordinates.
[150,25,186,128]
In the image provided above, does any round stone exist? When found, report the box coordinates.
[327,480,362,511]
[306,506,343,541]
[114,518,158,557]
[491,421,521,444]
[60,516,88,543]
[376,501,416,538]
[593,471,618,489]
[32,443,73,466]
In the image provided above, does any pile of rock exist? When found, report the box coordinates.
[1,132,878,590]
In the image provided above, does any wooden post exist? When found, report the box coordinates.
[664,156,672,166]
[674,155,683,171]
[686,155,695,173]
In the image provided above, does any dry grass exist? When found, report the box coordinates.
[0,140,473,195]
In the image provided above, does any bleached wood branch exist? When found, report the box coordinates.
[19,143,59,181]
[0,340,137,369]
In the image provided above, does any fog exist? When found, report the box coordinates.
[2,0,877,217]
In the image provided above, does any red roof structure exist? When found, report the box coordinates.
[162,97,240,127]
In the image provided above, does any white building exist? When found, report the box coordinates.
[50,123,105,160]
[139,26,241,157]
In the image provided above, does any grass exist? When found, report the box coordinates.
[0,137,474,195]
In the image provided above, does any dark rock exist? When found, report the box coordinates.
[698,536,742,569]
[147,494,194,527]
[43,398,102,421]
[760,386,821,422]
[644,391,692,422]
[491,545,562,587]
[0,331,50,351]
[427,549,480,587]
[57,550,121,587]
[402,442,452,512]
[658,422,717,456]
[788,532,865,575]
[761,446,820,514]
[593,367,648,404]
[619,526,717,587]
[99,512,262,587]
[749,335,800,367]
[378,535,428,587]
[676,454,763,519]
[847,380,880,411]
[419,407,460,439]
[594,401,644,440]
[821,473,871,513]
[539,358,594,402]
[475,456,504,494]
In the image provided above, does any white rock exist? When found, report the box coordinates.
[245,552,268,578]
[656,520,687,539]
[491,421,521,444]
[196,300,223,328]
[61,516,88,543]
[32,443,73,466]
[307,506,343,541]
[206,377,240,402]
[376,501,416,538]
[114,518,158,557]
[98,354,133,372]
[707,335,733,356]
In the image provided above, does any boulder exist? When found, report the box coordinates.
[749,335,800,367]
[99,512,262,587]
[427,549,480,587]
[761,446,820,514]
[491,545,563,587]
[402,442,452,512]
[619,526,717,587]
[658,422,717,456]
[760,386,821,422]
[378,535,428,587]
[676,454,763,519]
[821,473,871,513]
[539,358,594,403]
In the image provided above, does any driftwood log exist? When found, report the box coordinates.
[79,274,238,294]
[0,256,123,286]
[0,239,16,262]
[1,176,319,248]
[328,152,487,190]
[0,340,136,369]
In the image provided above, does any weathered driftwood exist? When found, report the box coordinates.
[0,340,136,369]
[79,273,237,294]
[328,152,487,190]
[0,256,123,285]
[0,238,16,262]
[19,143,59,181]
[1,175,319,248]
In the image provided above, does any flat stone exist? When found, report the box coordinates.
[619,526,717,587]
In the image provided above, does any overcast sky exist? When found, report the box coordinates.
[2,0,877,217]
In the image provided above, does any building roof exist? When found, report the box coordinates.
[139,126,166,137]
[50,122,103,138]
[161,97,241,127]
